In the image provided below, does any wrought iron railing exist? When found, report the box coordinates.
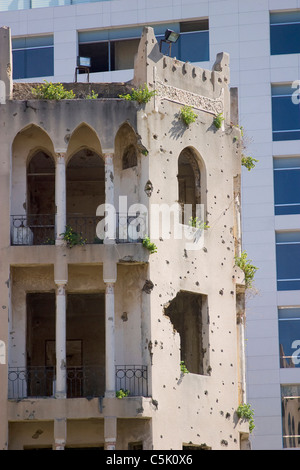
[11,213,145,246]
[8,366,105,399]
[66,215,104,244]
[115,365,148,397]
[10,214,55,246]
[8,365,149,399]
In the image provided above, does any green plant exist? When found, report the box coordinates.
[32,81,75,100]
[213,113,224,129]
[142,236,157,254]
[44,237,55,245]
[242,155,259,171]
[60,225,87,248]
[86,90,98,99]
[180,105,197,126]
[119,83,156,104]
[116,389,130,399]
[180,361,189,374]
[234,250,258,289]
[188,216,209,230]
[237,403,255,433]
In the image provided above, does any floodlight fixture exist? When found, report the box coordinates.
[160,29,180,56]
[164,29,180,43]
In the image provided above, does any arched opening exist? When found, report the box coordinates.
[26,151,56,244]
[66,148,105,244]
[11,125,55,245]
[177,147,202,224]
[115,122,139,171]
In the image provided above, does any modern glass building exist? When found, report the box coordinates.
[1,0,300,450]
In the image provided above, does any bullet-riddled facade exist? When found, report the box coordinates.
[0,26,249,450]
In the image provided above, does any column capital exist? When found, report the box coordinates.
[55,281,67,295]
[105,282,115,294]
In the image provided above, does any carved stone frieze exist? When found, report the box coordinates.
[155,80,224,115]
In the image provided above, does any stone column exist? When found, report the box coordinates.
[104,416,117,450]
[104,154,115,244]
[55,153,67,245]
[55,281,67,398]
[105,282,116,398]
[54,417,67,450]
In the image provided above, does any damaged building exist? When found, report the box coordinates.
[0,25,249,450]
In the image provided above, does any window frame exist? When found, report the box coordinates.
[276,231,300,291]
[273,157,300,215]
[278,307,300,368]
[12,35,54,79]
[271,84,300,141]
[270,11,300,56]
[281,384,300,448]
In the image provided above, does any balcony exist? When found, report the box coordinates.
[8,365,148,400]
[10,213,145,246]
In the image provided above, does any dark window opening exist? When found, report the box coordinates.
[177,148,201,224]
[122,144,138,170]
[164,291,209,375]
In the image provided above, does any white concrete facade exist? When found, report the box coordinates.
[1,0,300,450]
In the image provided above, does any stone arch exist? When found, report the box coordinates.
[11,124,55,216]
[114,122,139,170]
[66,122,103,164]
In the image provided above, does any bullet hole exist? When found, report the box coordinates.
[142,280,154,294]
[32,429,43,439]
[121,312,128,322]
[221,440,228,446]
[219,289,224,295]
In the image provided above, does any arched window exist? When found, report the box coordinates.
[177,147,201,224]
[115,122,139,171]
[26,150,55,244]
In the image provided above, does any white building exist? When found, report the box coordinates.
[1,0,300,450]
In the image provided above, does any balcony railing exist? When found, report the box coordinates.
[8,366,105,399]
[8,365,149,399]
[115,365,148,398]
[11,214,55,246]
[11,213,145,246]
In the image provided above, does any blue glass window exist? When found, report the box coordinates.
[78,20,209,73]
[272,84,300,141]
[270,11,300,55]
[279,308,300,368]
[276,232,300,291]
[274,157,300,215]
[12,35,54,79]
